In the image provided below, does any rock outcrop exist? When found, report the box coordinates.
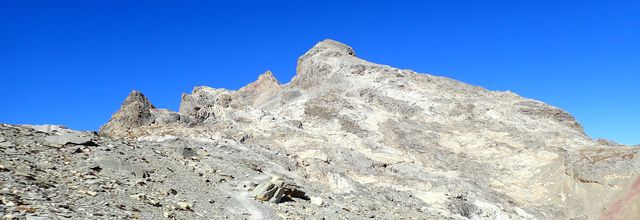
[99,90,156,137]
[239,70,282,105]
[290,39,358,89]
[100,90,191,137]
[2,39,638,220]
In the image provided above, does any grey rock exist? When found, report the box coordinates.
[100,91,192,137]
[43,132,95,147]
[179,87,224,123]
[99,91,156,137]
[178,146,197,158]
[288,120,303,129]
[251,176,285,203]
[250,176,303,204]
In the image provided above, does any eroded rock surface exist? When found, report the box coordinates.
[3,39,639,219]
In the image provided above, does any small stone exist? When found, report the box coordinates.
[85,190,98,196]
[248,163,262,172]
[176,202,192,211]
[89,166,102,172]
[130,193,146,200]
[145,199,162,207]
[179,147,197,158]
[16,205,37,213]
[289,120,303,129]
[35,162,53,170]
[163,212,176,218]
[298,150,328,162]
[310,197,324,206]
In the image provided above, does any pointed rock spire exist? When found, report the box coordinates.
[99,90,156,137]
[122,90,155,109]
[240,70,281,95]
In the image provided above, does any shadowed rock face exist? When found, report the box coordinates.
[239,70,281,95]
[291,39,358,90]
[5,39,638,220]
[99,91,156,137]
[99,91,191,137]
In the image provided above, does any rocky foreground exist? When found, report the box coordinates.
[1,40,639,219]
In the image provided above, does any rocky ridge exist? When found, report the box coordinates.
[2,39,639,219]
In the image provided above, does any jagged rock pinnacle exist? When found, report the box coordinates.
[123,90,155,109]
[239,70,281,95]
[101,90,192,137]
[99,90,156,137]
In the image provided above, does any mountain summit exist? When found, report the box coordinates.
[2,40,638,219]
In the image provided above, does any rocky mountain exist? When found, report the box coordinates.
[1,39,639,220]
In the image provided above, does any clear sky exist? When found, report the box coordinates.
[1,1,638,145]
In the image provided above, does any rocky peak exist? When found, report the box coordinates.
[239,70,281,95]
[290,39,362,90]
[122,90,155,109]
[299,39,356,59]
[101,90,192,137]
[99,90,156,137]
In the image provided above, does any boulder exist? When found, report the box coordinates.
[251,176,286,203]
[250,176,307,203]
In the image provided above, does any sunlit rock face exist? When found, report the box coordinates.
[5,39,637,220]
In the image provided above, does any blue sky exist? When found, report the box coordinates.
[1,1,638,145]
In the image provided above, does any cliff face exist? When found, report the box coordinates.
[2,40,638,220]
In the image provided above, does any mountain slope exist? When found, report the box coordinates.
[2,40,638,220]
